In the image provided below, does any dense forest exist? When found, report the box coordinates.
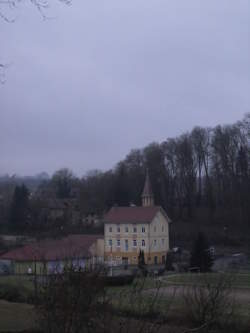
[1,114,250,250]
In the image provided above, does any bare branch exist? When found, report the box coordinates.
[0,63,7,84]
[0,0,71,22]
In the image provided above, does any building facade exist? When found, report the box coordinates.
[0,234,104,275]
[104,172,171,266]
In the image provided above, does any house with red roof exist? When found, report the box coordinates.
[103,171,171,266]
[0,234,104,275]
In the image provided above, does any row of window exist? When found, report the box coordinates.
[109,239,145,248]
[109,256,166,265]
[108,238,165,248]
[108,225,165,233]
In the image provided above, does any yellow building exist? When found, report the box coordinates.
[104,172,171,266]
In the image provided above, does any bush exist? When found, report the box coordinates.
[182,273,235,330]
[0,283,34,303]
[36,268,111,333]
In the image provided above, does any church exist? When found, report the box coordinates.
[104,172,171,266]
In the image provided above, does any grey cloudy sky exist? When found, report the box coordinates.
[1,0,249,176]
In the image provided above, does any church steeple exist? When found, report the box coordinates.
[141,170,154,207]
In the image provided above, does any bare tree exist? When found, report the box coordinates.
[182,273,236,330]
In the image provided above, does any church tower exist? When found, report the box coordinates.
[141,170,154,207]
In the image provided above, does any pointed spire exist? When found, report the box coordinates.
[141,169,154,207]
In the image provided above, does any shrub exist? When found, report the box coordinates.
[182,273,235,330]
[36,268,111,333]
[0,283,34,303]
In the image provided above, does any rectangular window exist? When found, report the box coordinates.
[117,226,120,233]
[108,239,112,247]
[154,226,157,232]
[133,227,137,233]
[162,226,164,232]
[125,239,129,251]
[154,239,157,247]
[125,226,129,232]
[133,239,137,247]
[162,239,165,245]
[142,227,145,233]
[109,227,112,233]
[141,239,145,247]
[117,239,120,247]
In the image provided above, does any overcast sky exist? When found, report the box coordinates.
[1,0,249,176]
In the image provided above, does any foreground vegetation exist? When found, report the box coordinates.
[0,271,249,332]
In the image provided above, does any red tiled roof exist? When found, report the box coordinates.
[0,234,103,261]
[103,206,165,224]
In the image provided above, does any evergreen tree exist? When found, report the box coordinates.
[165,251,174,271]
[9,184,30,230]
[190,232,213,272]
[138,250,147,276]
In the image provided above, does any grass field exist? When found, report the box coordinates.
[0,300,35,332]
[162,272,250,289]
[0,275,34,290]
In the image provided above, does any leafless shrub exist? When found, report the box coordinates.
[36,266,111,333]
[36,269,175,333]
[182,273,236,330]
[109,276,179,333]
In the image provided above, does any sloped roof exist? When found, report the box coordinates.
[103,206,167,224]
[0,234,103,261]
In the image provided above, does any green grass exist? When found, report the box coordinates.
[0,275,35,303]
[0,275,34,290]
[163,272,250,289]
[0,300,35,332]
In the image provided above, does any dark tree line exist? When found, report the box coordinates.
[74,113,250,227]
[2,114,250,233]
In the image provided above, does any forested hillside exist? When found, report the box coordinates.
[1,114,250,251]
